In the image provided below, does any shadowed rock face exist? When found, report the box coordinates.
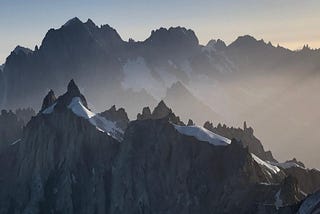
[110,118,302,214]
[297,191,320,214]
[41,89,56,111]
[282,167,320,195]
[0,110,24,149]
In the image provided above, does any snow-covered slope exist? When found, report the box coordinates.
[251,153,280,174]
[174,124,231,146]
[42,97,124,141]
[174,124,281,175]
[68,97,124,141]
[68,97,96,119]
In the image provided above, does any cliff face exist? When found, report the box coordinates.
[0,80,121,213]
[1,106,120,214]
[0,110,24,149]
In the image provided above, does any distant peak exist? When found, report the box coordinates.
[170,81,185,89]
[13,46,33,55]
[166,81,190,96]
[67,79,80,95]
[85,18,97,28]
[86,18,95,24]
[205,39,227,51]
[63,17,83,27]
[229,35,271,49]
[41,89,57,112]
[152,100,172,119]
[146,26,199,47]
[157,100,168,108]
[237,35,257,42]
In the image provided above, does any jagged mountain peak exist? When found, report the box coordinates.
[40,89,56,112]
[62,17,83,27]
[12,45,33,55]
[40,79,88,114]
[39,17,124,54]
[145,26,199,48]
[136,101,184,125]
[55,79,88,109]
[39,80,125,141]
[99,105,130,131]
[85,18,96,27]
[152,100,171,117]
[205,39,227,51]
[67,79,81,95]
[229,35,275,50]
[167,81,188,94]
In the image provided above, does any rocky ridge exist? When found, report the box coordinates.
[0,80,318,213]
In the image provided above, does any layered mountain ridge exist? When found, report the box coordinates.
[0,80,319,213]
[2,17,319,111]
[1,17,320,170]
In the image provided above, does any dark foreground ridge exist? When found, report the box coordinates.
[0,80,319,214]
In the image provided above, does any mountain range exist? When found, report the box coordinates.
[0,79,319,213]
[1,17,320,169]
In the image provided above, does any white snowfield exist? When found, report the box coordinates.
[68,97,124,141]
[42,97,124,141]
[173,125,231,146]
[251,154,281,174]
[174,124,281,175]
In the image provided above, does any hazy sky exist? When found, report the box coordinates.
[0,0,319,64]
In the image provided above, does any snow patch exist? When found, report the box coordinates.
[251,154,280,174]
[67,97,124,141]
[42,103,57,114]
[174,124,231,146]
[10,139,21,146]
[274,190,283,209]
[68,98,95,119]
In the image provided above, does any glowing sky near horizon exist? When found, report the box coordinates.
[0,0,319,64]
